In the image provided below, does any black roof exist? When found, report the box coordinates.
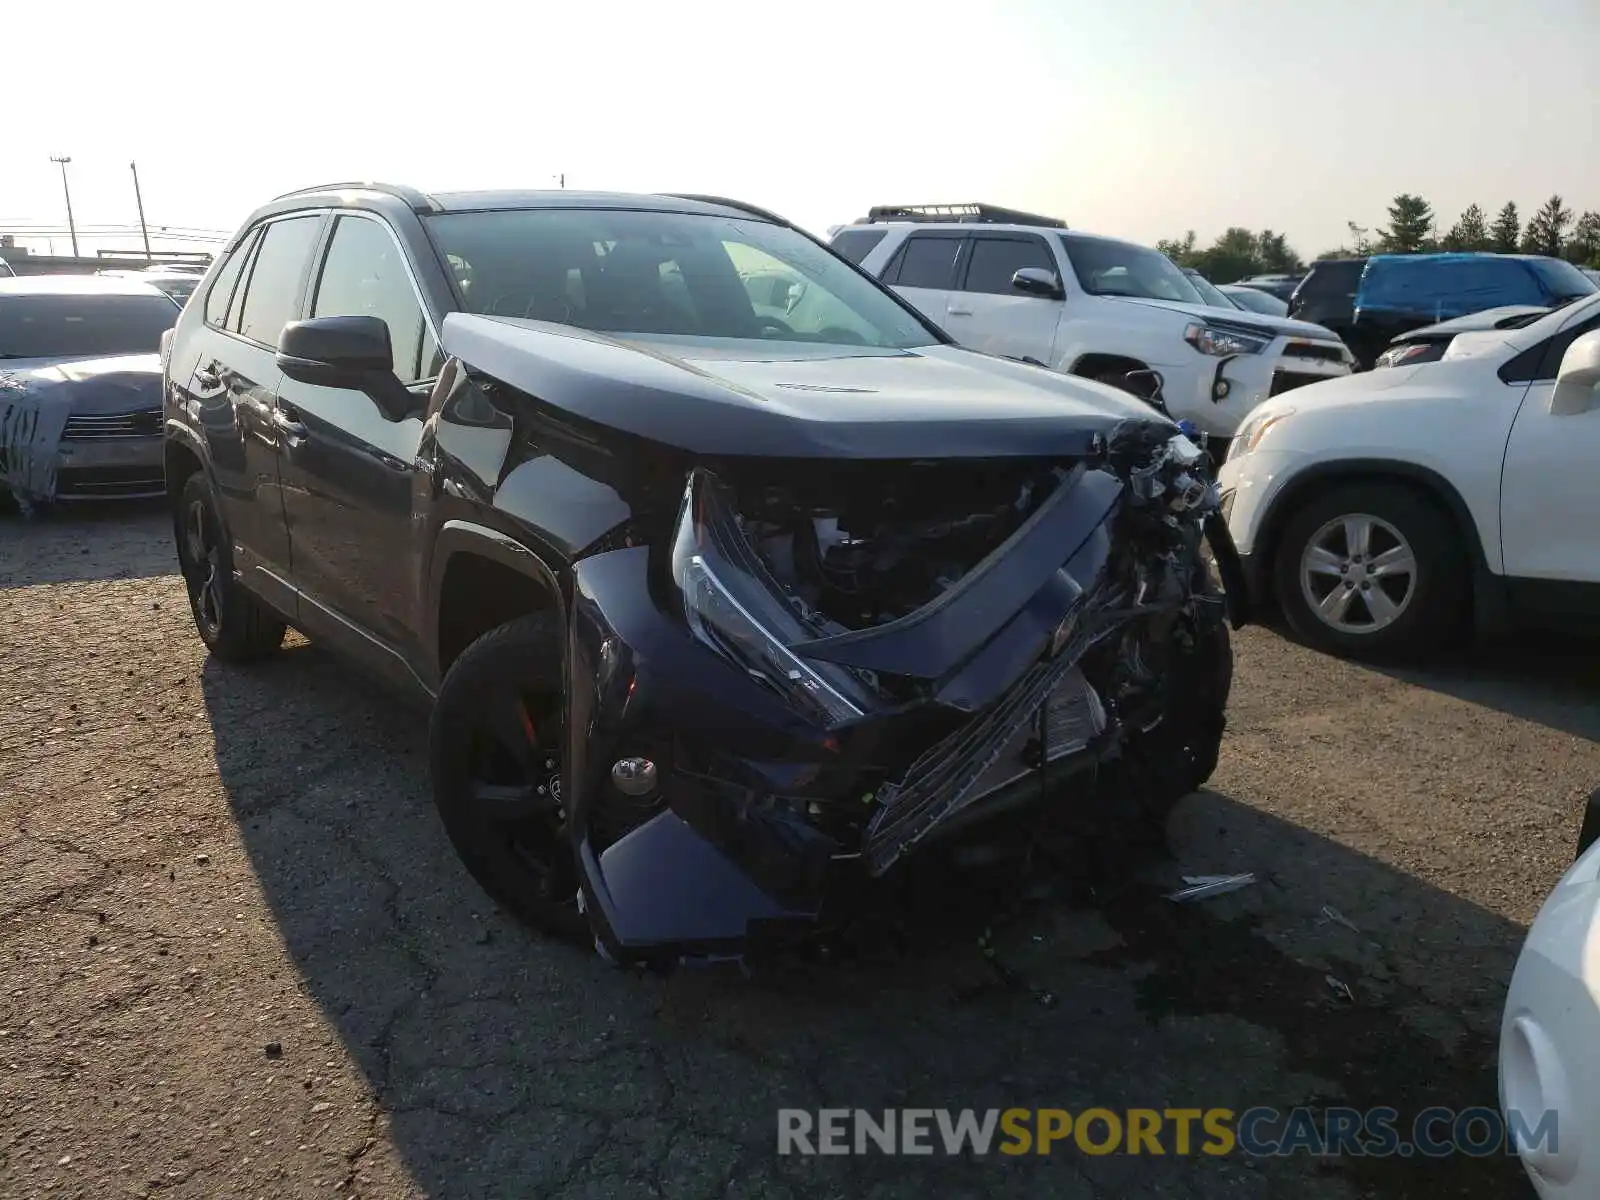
[859,203,1067,228]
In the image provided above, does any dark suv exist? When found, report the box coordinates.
[1287,258,1366,351]
[163,183,1238,965]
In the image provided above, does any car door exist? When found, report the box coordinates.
[943,232,1063,364]
[181,214,325,615]
[275,212,440,672]
[878,231,965,328]
[1500,309,1600,608]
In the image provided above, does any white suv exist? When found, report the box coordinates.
[1218,293,1600,660]
[832,205,1353,447]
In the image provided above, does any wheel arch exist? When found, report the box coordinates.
[1069,352,1151,379]
[429,520,568,685]
[1254,458,1510,632]
[162,426,212,503]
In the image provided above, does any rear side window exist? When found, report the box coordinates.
[204,230,259,328]
[1297,260,1364,299]
[236,216,323,347]
[830,228,888,265]
[888,235,962,290]
[961,236,1055,295]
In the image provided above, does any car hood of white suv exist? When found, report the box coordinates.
[1110,296,1342,342]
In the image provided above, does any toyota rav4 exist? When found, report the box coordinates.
[164,184,1242,964]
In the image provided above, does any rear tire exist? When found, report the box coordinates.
[1273,482,1466,661]
[429,615,588,940]
[174,473,285,662]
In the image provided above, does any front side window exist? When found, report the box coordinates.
[1060,234,1203,304]
[236,215,322,348]
[0,293,178,358]
[426,208,939,349]
[311,216,437,381]
[962,236,1056,295]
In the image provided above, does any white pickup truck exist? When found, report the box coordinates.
[832,205,1353,451]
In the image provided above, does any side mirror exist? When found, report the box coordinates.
[1551,329,1600,417]
[1012,267,1064,300]
[276,315,411,421]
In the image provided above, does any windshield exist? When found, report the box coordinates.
[1061,234,1203,304]
[1185,272,1236,309]
[1528,257,1598,302]
[0,293,178,358]
[425,208,940,349]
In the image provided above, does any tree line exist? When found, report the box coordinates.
[1157,195,1600,284]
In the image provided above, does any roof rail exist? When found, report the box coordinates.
[271,181,441,213]
[664,193,790,226]
[861,203,1067,229]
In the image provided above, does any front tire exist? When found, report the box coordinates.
[174,473,286,662]
[1273,481,1467,661]
[429,615,588,940]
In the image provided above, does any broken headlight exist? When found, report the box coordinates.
[671,470,866,727]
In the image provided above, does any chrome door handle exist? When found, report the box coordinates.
[948,307,973,316]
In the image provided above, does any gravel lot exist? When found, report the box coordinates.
[3,503,1598,1199]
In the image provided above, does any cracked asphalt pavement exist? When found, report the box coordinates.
[3,503,1598,1199]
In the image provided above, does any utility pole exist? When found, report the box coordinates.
[130,161,152,262]
[50,156,79,257]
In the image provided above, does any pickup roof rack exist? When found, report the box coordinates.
[860,203,1067,229]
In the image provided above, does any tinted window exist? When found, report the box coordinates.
[236,216,322,347]
[0,293,179,358]
[1297,260,1364,298]
[962,237,1055,295]
[830,228,888,265]
[890,236,962,290]
[204,232,257,327]
[426,208,937,349]
[312,216,437,381]
[1059,233,1202,304]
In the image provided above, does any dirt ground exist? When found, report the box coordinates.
[3,502,1598,1199]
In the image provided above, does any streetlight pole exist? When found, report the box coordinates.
[130,161,152,262]
[50,156,79,257]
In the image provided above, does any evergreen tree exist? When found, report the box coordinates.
[1379,194,1435,253]
[1490,203,1520,253]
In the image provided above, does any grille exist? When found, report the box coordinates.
[865,651,1107,875]
[61,408,162,440]
[1282,341,1345,364]
[1269,370,1326,397]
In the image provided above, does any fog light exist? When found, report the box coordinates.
[1212,378,1231,400]
[611,757,658,797]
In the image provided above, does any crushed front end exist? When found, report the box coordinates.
[565,420,1243,964]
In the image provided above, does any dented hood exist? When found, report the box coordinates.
[440,313,1170,458]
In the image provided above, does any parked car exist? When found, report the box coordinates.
[1288,258,1367,353]
[1583,267,1600,288]
[1232,274,1303,304]
[1219,285,1289,317]
[0,275,179,509]
[838,204,1352,450]
[163,184,1240,965]
[1181,268,1238,310]
[1373,304,1552,368]
[1499,789,1600,1200]
[0,257,13,278]
[1217,291,1600,660]
[1343,254,1593,370]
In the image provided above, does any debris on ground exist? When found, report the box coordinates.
[1325,975,1356,1005]
[1166,873,1257,903]
[1320,905,1360,933]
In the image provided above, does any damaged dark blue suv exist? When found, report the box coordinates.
[162,184,1241,964]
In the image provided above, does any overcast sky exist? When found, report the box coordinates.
[3,0,1596,260]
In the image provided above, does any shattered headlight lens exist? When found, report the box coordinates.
[672,470,865,727]
[1185,322,1272,357]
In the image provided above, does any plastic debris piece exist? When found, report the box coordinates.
[1325,975,1355,1005]
[1167,873,1257,902]
[1321,905,1360,933]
